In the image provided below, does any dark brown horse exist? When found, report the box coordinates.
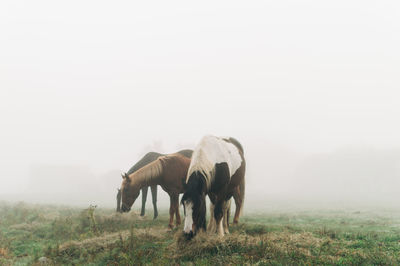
[181,135,246,239]
[120,153,191,229]
[117,150,192,218]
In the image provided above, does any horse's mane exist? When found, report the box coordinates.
[181,171,207,231]
[127,150,192,176]
[128,158,163,186]
[127,152,163,175]
[186,150,214,190]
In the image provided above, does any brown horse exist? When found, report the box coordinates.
[120,153,191,229]
[117,149,193,218]
[181,135,246,239]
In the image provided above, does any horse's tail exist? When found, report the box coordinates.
[225,137,244,154]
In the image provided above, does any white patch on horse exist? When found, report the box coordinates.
[183,201,194,234]
[187,135,242,189]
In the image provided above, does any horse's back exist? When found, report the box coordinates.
[159,153,192,192]
[177,149,193,158]
[160,153,191,174]
[127,152,164,174]
[189,135,243,182]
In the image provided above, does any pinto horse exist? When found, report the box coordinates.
[181,135,246,239]
[120,153,191,229]
[117,150,192,218]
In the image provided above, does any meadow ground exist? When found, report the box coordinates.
[1,201,400,265]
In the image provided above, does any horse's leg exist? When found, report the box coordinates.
[214,200,226,237]
[223,199,231,234]
[213,162,231,236]
[173,193,181,226]
[168,193,175,229]
[217,212,224,237]
[140,186,148,216]
[207,194,217,232]
[150,185,158,219]
[116,189,121,213]
[232,185,242,224]
[207,202,216,232]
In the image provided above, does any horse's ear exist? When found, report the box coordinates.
[124,173,131,182]
[121,173,125,179]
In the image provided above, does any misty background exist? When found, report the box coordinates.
[1,1,400,210]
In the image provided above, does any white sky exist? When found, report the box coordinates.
[1,1,400,199]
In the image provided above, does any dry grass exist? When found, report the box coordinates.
[53,223,393,264]
[58,227,167,254]
[9,221,43,231]
[2,202,400,265]
[171,229,334,262]
[0,248,9,258]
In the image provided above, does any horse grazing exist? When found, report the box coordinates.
[181,135,246,239]
[117,149,192,219]
[120,153,191,229]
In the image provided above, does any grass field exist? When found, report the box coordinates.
[1,201,400,265]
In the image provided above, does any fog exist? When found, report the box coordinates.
[1,1,400,210]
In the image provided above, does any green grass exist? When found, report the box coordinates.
[1,201,400,265]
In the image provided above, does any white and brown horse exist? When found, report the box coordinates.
[181,135,246,239]
[120,153,191,229]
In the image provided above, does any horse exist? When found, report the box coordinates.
[120,153,191,229]
[117,149,193,219]
[181,135,246,239]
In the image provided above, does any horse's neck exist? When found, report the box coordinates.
[131,160,163,188]
[128,152,163,174]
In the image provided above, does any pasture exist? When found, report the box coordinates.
[1,201,400,265]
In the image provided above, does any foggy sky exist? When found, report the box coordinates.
[1,1,400,206]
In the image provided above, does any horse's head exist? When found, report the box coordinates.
[120,173,141,212]
[181,173,207,240]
